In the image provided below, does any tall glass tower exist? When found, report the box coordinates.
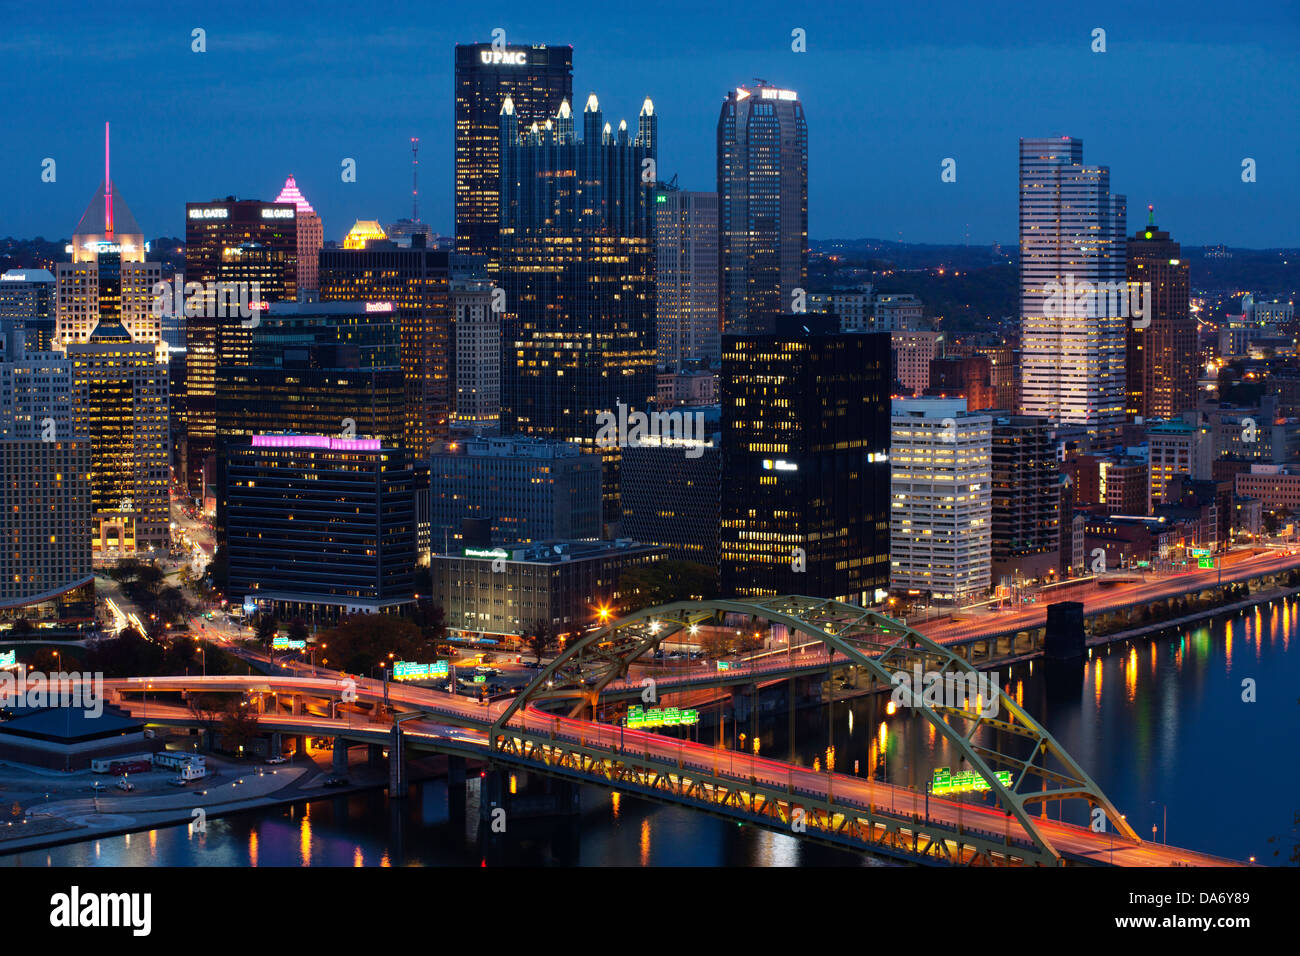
[1019,137,1127,440]
[498,92,657,525]
[717,81,807,335]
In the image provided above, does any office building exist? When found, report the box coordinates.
[450,274,499,429]
[0,269,57,351]
[454,42,573,273]
[1125,209,1195,421]
[432,538,665,640]
[1147,419,1211,510]
[498,93,657,521]
[718,82,808,334]
[720,317,891,603]
[656,369,718,406]
[429,436,602,550]
[274,175,324,293]
[873,294,924,332]
[621,406,721,569]
[890,398,992,605]
[183,197,297,495]
[319,237,453,457]
[892,330,943,395]
[654,186,720,368]
[1019,137,1127,439]
[989,413,1059,582]
[225,434,418,621]
[927,355,995,410]
[809,287,874,331]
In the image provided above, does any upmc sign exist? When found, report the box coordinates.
[480,49,527,65]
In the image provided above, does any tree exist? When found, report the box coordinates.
[618,561,718,614]
[522,619,558,664]
[287,618,310,643]
[219,700,261,757]
[319,613,424,674]
[254,615,279,648]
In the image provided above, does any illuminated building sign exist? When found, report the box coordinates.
[0,650,16,670]
[393,660,448,680]
[271,637,307,650]
[364,301,394,313]
[260,208,295,219]
[480,50,527,65]
[761,459,798,472]
[759,88,798,101]
[251,434,382,452]
[624,705,699,729]
[930,767,1012,795]
[464,548,509,560]
[188,208,229,219]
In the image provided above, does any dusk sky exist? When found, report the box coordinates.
[4,0,1297,246]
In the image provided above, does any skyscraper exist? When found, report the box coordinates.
[275,175,323,293]
[717,82,807,334]
[720,316,890,603]
[1019,137,1127,439]
[654,185,720,369]
[890,398,992,605]
[454,42,573,273]
[498,92,657,522]
[1125,207,1195,421]
[989,412,1060,582]
[318,237,453,458]
[183,198,298,497]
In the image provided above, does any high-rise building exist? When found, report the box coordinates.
[654,186,720,368]
[225,434,417,621]
[809,287,874,332]
[450,273,499,429]
[989,413,1060,582]
[927,355,995,410]
[1125,208,1195,421]
[892,330,943,395]
[319,237,453,458]
[429,436,602,550]
[621,407,721,569]
[54,132,170,560]
[720,316,890,602]
[1019,137,1127,439]
[717,82,808,334]
[183,198,297,496]
[1147,419,1211,510]
[890,398,992,605]
[274,175,323,293]
[454,42,573,273]
[498,92,657,523]
[0,269,57,351]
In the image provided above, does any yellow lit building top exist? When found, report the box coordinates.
[343,220,387,249]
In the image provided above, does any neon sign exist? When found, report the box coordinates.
[931,767,1011,795]
[392,660,448,680]
[364,302,394,312]
[625,705,699,729]
[480,50,527,65]
[464,548,509,560]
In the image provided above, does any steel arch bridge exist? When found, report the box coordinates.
[492,595,1140,861]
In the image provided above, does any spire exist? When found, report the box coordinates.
[500,96,515,116]
[275,175,316,215]
[104,121,113,239]
[557,99,571,120]
[1147,203,1155,227]
[584,91,599,113]
[640,97,654,117]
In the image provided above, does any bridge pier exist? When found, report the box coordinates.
[388,725,406,798]
[368,743,385,770]
[270,732,282,757]
[331,737,348,776]
[1044,601,1085,661]
[448,755,466,788]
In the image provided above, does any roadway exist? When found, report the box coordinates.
[100,674,1241,867]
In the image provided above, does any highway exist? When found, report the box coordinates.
[100,674,1242,867]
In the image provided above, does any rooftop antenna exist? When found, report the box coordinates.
[104,121,113,239]
[411,137,419,221]
[1147,203,1155,227]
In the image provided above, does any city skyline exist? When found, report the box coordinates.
[2,1,1297,247]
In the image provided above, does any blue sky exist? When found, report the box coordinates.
[3,0,1297,246]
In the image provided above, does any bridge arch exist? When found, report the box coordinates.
[493,595,1140,860]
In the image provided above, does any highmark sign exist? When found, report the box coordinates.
[930,767,1012,795]
[393,660,448,681]
[624,705,699,729]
